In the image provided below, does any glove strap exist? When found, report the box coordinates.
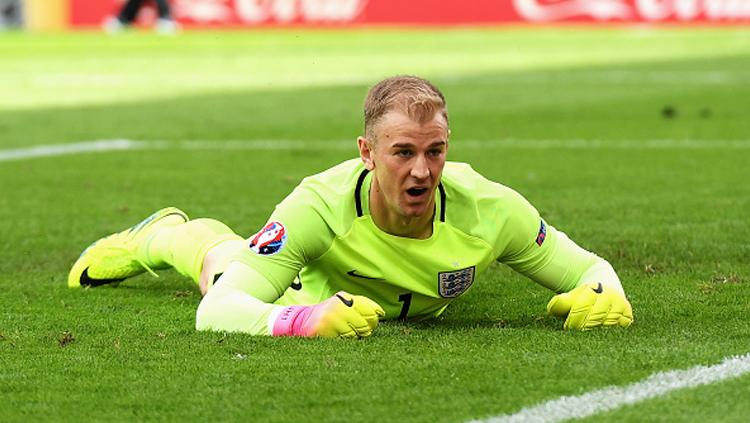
[272,305,313,337]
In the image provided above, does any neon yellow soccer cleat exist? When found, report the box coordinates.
[68,207,189,288]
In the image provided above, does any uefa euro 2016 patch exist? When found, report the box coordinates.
[249,221,287,255]
[437,266,475,298]
[536,220,547,246]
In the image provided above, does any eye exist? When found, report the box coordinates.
[396,150,413,158]
[428,148,444,157]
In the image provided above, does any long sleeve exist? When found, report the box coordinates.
[492,187,624,295]
[195,261,284,335]
[514,225,624,294]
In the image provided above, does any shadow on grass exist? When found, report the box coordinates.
[68,274,559,332]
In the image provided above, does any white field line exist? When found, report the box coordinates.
[0,139,140,162]
[2,138,750,163]
[470,353,750,423]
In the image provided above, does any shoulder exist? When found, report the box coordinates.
[297,158,366,197]
[441,161,539,243]
[274,158,364,235]
[442,161,527,207]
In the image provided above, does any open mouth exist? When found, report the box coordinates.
[406,187,429,197]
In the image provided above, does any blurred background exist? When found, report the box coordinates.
[0,0,750,30]
[7,0,750,31]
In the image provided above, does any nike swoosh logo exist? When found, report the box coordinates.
[346,270,382,280]
[290,280,302,290]
[80,267,125,287]
[336,294,354,307]
[592,282,604,294]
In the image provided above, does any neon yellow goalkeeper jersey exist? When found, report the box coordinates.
[235,159,597,320]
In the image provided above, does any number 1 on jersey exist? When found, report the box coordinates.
[398,293,412,320]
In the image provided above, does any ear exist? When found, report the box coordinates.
[357,136,375,171]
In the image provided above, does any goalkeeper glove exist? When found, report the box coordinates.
[272,291,385,338]
[547,282,633,330]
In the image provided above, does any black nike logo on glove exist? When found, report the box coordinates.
[592,282,604,294]
[347,270,382,280]
[80,267,125,287]
[336,294,354,307]
[290,280,302,290]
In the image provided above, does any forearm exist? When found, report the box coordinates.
[522,228,624,295]
[195,261,284,335]
[195,284,282,335]
[195,265,384,338]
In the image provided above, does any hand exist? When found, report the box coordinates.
[272,291,385,338]
[547,283,633,330]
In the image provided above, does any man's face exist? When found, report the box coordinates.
[358,109,449,219]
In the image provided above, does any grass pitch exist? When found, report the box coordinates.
[1,28,749,422]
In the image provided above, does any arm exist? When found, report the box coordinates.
[195,260,383,337]
[513,225,633,330]
[496,192,632,329]
[195,182,383,337]
[195,261,282,335]
[508,223,625,296]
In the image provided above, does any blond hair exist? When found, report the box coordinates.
[363,75,448,143]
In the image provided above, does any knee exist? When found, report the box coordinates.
[199,239,245,295]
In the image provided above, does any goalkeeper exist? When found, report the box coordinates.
[68,75,633,337]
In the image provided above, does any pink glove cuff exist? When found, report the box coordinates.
[272,305,313,336]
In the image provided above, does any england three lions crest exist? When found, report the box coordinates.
[438,266,476,298]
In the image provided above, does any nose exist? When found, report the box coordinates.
[410,154,430,180]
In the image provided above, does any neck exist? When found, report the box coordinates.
[369,178,435,239]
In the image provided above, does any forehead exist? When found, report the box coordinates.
[373,110,449,146]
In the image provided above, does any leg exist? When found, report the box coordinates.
[153,0,179,35]
[117,0,144,24]
[154,0,171,19]
[68,208,241,291]
[198,239,245,295]
[140,218,242,288]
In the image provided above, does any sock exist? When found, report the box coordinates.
[139,218,242,284]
